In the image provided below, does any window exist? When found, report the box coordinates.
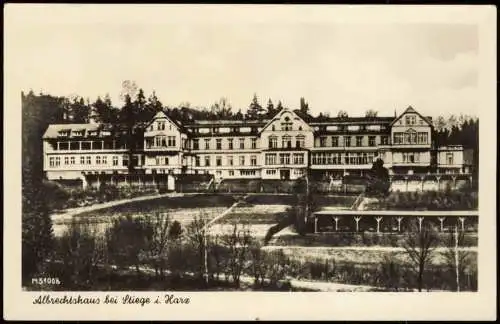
[96,156,101,165]
[269,136,278,148]
[59,142,69,150]
[405,115,416,125]
[356,136,363,147]
[381,136,389,145]
[228,138,233,150]
[296,136,305,148]
[193,139,199,150]
[281,116,293,131]
[344,136,351,147]
[279,153,290,165]
[195,156,200,167]
[70,142,79,150]
[239,156,245,166]
[332,136,339,147]
[229,170,234,176]
[417,132,428,144]
[64,156,69,165]
[319,137,327,147]
[122,155,129,166]
[167,136,176,147]
[393,132,403,145]
[102,156,107,165]
[265,153,276,165]
[158,121,166,130]
[54,157,60,166]
[156,157,168,165]
[228,156,233,166]
[368,136,376,147]
[93,141,103,150]
[239,138,245,149]
[155,136,166,147]
[81,142,91,150]
[49,157,55,167]
[266,169,277,175]
[216,156,222,166]
[204,156,211,166]
[251,138,257,149]
[250,155,257,166]
[216,139,222,150]
[446,153,454,165]
[80,156,85,165]
[113,156,118,166]
[240,170,256,176]
[272,125,275,131]
[293,153,304,165]
[213,127,219,134]
[282,135,292,148]
[70,156,75,165]
[403,152,419,163]
[402,130,418,145]
[205,139,210,150]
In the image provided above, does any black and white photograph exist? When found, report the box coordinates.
[4,4,496,321]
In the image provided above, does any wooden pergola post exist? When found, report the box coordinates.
[418,216,424,232]
[375,217,383,233]
[438,217,446,232]
[396,217,403,232]
[354,216,362,232]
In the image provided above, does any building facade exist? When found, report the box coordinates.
[42,106,473,184]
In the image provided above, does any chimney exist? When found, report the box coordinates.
[394,109,397,118]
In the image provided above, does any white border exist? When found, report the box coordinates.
[3,4,497,321]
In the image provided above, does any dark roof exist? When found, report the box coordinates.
[309,117,395,124]
[184,119,269,127]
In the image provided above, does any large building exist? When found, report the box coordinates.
[42,106,473,186]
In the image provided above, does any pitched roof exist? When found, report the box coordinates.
[390,106,433,126]
[43,124,102,139]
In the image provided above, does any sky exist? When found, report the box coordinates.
[7,5,480,119]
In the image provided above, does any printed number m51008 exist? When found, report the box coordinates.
[31,277,61,285]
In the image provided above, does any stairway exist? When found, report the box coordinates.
[350,193,365,211]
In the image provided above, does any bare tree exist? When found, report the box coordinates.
[221,222,252,287]
[186,213,210,282]
[402,218,439,292]
[209,234,225,282]
[441,226,472,291]
[249,239,270,287]
[143,212,172,278]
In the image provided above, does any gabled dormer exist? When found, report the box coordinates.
[143,111,187,150]
[145,111,180,133]
[390,106,432,147]
[390,106,433,128]
[260,108,314,150]
[260,108,313,134]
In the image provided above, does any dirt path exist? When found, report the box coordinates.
[203,194,250,230]
[50,192,195,221]
[107,264,377,292]
[262,245,478,252]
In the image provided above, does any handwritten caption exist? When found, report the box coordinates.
[33,294,190,306]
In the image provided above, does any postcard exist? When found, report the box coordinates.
[3,4,497,321]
